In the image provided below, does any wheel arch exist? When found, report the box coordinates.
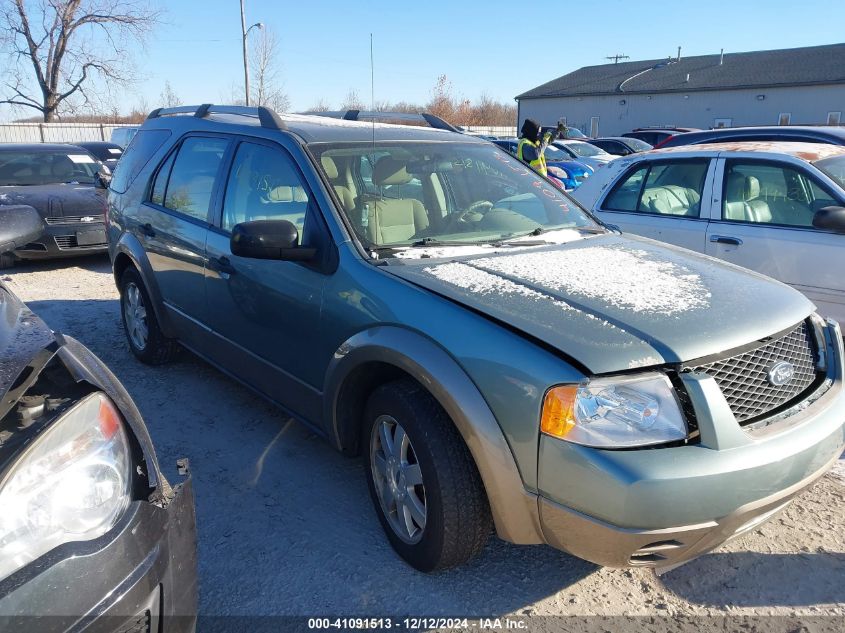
[112,233,176,338]
[323,326,544,545]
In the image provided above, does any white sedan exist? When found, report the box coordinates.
[572,142,845,324]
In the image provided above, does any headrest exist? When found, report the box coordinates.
[321,155,339,179]
[726,172,747,201]
[744,175,760,200]
[267,186,307,202]
[373,157,412,186]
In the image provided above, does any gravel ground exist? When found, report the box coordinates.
[4,255,845,630]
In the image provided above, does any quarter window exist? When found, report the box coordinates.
[722,161,838,228]
[221,142,310,233]
[158,137,228,222]
[604,160,708,217]
[110,129,170,194]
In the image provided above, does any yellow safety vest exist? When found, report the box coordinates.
[516,138,548,176]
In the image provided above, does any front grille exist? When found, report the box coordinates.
[44,214,104,225]
[54,235,78,249]
[686,322,818,424]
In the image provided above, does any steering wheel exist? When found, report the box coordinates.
[456,200,494,223]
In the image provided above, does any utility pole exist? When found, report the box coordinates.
[239,0,263,106]
[240,0,249,106]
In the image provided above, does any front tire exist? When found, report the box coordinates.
[119,267,179,365]
[363,379,492,572]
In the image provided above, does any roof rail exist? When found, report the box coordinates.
[146,103,287,131]
[304,110,461,133]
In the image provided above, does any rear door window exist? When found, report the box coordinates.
[158,137,229,222]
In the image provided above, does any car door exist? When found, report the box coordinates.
[706,157,845,323]
[137,134,230,343]
[203,137,329,422]
[593,157,715,252]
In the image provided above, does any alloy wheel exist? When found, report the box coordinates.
[370,414,427,544]
[123,282,149,351]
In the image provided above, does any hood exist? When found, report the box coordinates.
[385,234,814,374]
[0,283,56,404]
[0,184,105,218]
[548,159,591,176]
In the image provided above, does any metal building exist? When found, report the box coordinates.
[516,43,845,137]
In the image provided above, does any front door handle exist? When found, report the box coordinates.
[212,256,236,277]
[710,235,743,246]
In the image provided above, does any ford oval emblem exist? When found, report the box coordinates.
[767,361,795,386]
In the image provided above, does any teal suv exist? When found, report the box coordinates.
[107,105,845,572]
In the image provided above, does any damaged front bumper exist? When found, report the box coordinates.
[536,319,845,569]
[0,469,197,633]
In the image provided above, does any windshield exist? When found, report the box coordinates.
[310,141,600,254]
[563,141,607,157]
[0,150,99,186]
[815,155,845,190]
[626,138,653,151]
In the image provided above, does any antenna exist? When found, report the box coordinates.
[605,53,629,64]
[370,33,375,149]
[720,48,725,65]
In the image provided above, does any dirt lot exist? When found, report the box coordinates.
[4,256,845,629]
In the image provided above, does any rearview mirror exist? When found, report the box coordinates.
[0,205,44,253]
[230,220,317,261]
[812,206,845,234]
[95,165,112,190]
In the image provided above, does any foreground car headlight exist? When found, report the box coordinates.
[541,373,688,448]
[0,393,131,581]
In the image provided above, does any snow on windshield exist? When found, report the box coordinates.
[472,245,711,315]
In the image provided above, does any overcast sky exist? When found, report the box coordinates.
[2,0,843,119]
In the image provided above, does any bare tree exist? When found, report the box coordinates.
[340,89,364,111]
[307,99,331,112]
[159,80,181,108]
[0,0,161,121]
[249,27,288,112]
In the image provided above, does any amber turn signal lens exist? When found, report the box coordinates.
[540,385,579,439]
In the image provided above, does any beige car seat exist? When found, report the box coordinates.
[367,157,429,244]
[724,173,772,223]
[321,156,356,212]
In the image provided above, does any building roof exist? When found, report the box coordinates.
[517,43,845,100]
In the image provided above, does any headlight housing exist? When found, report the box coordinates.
[0,393,132,581]
[541,373,688,448]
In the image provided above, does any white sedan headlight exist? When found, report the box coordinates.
[541,373,688,448]
[0,393,132,581]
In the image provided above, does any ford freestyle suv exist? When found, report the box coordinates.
[107,104,845,572]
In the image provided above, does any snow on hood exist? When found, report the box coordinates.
[472,244,711,316]
[387,234,814,374]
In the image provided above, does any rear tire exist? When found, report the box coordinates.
[363,378,492,572]
[0,253,15,269]
[119,267,179,365]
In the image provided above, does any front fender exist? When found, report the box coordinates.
[112,232,175,338]
[324,326,544,545]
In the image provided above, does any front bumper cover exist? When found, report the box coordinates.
[536,319,845,568]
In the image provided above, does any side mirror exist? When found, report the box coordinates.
[95,165,112,190]
[230,219,317,261]
[0,205,44,253]
[812,206,845,234]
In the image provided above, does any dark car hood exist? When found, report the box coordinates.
[0,283,56,403]
[385,234,814,374]
[0,184,104,218]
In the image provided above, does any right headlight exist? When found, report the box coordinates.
[541,373,688,448]
[0,392,132,582]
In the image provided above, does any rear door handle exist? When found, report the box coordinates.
[140,223,155,238]
[710,235,743,246]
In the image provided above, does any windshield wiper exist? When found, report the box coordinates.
[409,237,479,247]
